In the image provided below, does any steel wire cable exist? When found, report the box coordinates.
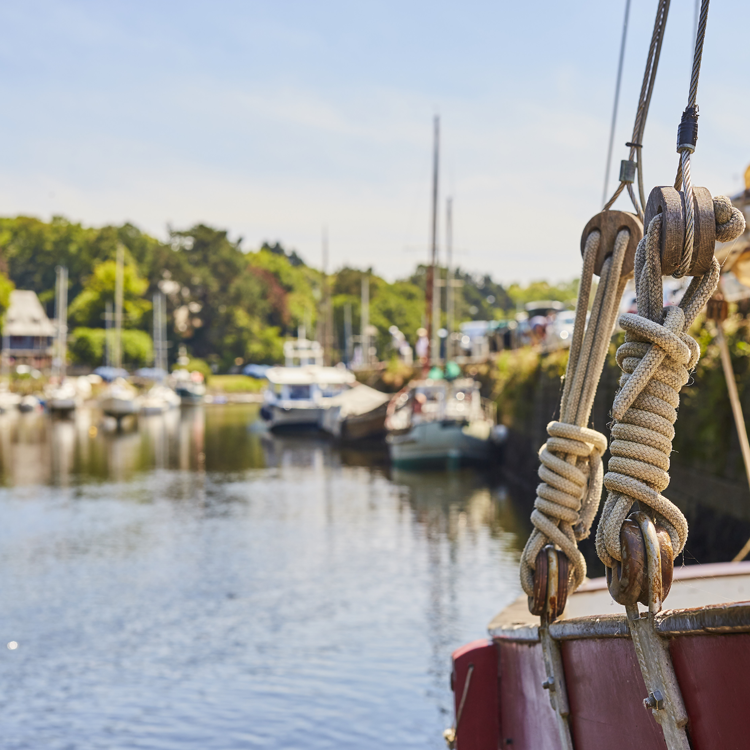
[602,0,631,207]
[603,0,671,217]
[673,0,711,278]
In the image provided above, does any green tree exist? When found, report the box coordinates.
[0,272,14,325]
[69,328,153,367]
[506,279,579,310]
[68,260,151,328]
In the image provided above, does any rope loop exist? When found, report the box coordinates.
[520,227,632,607]
[521,421,607,596]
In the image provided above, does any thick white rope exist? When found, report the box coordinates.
[520,229,629,596]
[597,197,745,567]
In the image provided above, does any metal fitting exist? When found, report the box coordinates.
[643,690,664,711]
[619,159,637,184]
[676,105,699,154]
[542,677,555,691]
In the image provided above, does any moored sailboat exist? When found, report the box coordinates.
[385,376,499,467]
[47,266,78,415]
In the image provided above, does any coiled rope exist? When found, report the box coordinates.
[520,228,629,597]
[596,196,745,568]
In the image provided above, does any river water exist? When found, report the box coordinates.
[0,405,526,749]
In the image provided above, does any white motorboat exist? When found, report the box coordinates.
[0,386,21,413]
[385,378,500,467]
[99,378,139,420]
[18,394,41,413]
[261,365,355,431]
[172,369,206,405]
[46,380,78,415]
[140,384,181,415]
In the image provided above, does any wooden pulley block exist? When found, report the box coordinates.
[606,516,674,606]
[644,186,716,276]
[528,545,569,620]
[580,210,643,279]
[706,293,728,323]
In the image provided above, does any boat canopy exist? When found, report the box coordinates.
[265,365,356,386]
[325,383,390,418]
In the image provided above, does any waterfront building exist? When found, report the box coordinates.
[2,290,56,368]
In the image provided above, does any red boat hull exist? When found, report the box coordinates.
[451,566,750,749]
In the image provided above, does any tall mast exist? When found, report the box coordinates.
[446,197,454,361]
[361,273,370,367]
[58,266,68,380]
[114,245,124,371]
[426,115,440,366]
[344,302,352,367]
[153,292,166,376]
[161,293,168,374]
[53,266,62,379]
[105,301,112,368]
[321,227,333,366]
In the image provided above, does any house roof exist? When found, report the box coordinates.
[4,290,56,337]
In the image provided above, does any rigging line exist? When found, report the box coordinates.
[602,0,631,208]
[688,0,710,108]
[602,0,671,215]
[673,0,711,278]
[632,0,670,209]
[693,0,700,65]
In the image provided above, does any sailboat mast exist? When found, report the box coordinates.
[344,302,352,366]
[60,266,68,380]
[161,293,168,374]
[153,292,160,372]
[427,116,440,366]
[321,227,333,366]
[446,198,454,361]
[105,301,112,368]
[114,245,124,371]
[361,274,370,367]
[53,266,61,380]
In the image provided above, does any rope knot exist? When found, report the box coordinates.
[713,195,746,244]
[596,202,722,571]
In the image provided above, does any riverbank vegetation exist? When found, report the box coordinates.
[0,215,578,371]
[488,312,750,482]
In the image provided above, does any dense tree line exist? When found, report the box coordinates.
[0,215,578,371]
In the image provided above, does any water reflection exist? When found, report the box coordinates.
[0,404,525,749]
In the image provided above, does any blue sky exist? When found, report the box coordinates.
[0,0,747,282]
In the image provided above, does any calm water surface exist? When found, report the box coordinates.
[0,405,525,749]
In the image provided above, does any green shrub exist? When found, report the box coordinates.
[69,327,153,368]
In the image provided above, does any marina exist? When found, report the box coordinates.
[0,403,523,748]
[0,0,749,747]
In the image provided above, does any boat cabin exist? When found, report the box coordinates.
[283,337,324,367]
[262,365,356,430]
[386,378,490,433]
